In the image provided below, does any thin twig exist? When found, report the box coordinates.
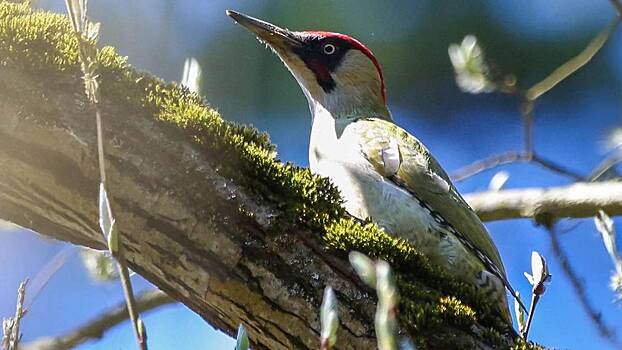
[64,1,146,348]
[2,279,28,350]
[521,293,539,339]
[556,220,584,235]
[25,248,72,309]
[526,18,620,101]
[546,225,622,349]
[530,153,584,181]
[95,108,106,184]
[521,100,535,156]
[451,152,525,181]
[454,15,620,183]
[611,0,622,17]
[117,259,147,350]
[20,290,173,350]
[589,151,622,181]
[451,151,583,182]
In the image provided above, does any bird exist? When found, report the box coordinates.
[226,10,518,323]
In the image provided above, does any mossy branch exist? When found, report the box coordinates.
[0,3,538,349]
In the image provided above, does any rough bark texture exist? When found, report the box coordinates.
[0,65,373,350]
[0,3,534,349]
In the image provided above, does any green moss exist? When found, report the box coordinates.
[510,339,545,350]
[0,2,530,348]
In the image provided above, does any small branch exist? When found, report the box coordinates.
[589,151,622,181]
[521,100,535,156]
[21,290,174,350]
[451,152,525,182]
[64,2,147,348]
[529,153,584,181]
[611,0,622,17]
[2,279,28,350]
[451,151,583,182]
[453,16,619,183]
[116,259,147,350]
[546,225,622,349]
[526,18,620,101]
[95,108,106,184]
[521,294,539,339]
[463,182,622,222]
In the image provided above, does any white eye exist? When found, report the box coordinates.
[323,43,336,55]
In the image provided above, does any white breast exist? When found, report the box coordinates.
[308,107,440,245]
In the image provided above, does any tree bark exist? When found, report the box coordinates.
[0,4,555,349]
[2,59,517,348]
[0,65,376,349]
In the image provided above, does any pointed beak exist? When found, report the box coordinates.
[226,10,303,52]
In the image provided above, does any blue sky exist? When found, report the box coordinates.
[2,1,622,349]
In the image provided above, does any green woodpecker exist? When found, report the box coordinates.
[227,10,518,322]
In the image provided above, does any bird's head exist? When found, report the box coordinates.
[227,10,391,120]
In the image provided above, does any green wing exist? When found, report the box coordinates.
[354,117,506,276]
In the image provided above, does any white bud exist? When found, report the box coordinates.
[376,260,398,309]
[320,286,339,349]
[181,57,203,95]
[488,171,510,191]
[349,251,376,288]
[527,251,551,295]
[594,211,618,264]
[448,35,495,94]
[99,183,119,255]
[375,259,399,350]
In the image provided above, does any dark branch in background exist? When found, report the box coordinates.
[453,7,622,347]
[610,0,622,17]
[21,290,174,350]
[521,101,534,157]
[451,151,584,182]
[451,15,621,183]
[545,224,622,349]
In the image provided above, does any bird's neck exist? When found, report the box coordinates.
[307,94,391,123]
[310,104,352,139]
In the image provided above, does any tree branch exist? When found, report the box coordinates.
[463,182,622,222]
[451,151,584,182]
[21,290,174,350]
[0,4,517,349]
[589,151,622,181]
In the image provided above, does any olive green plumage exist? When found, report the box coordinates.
[358,117,505,274]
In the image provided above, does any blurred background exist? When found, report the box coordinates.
[2,0,622,348]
